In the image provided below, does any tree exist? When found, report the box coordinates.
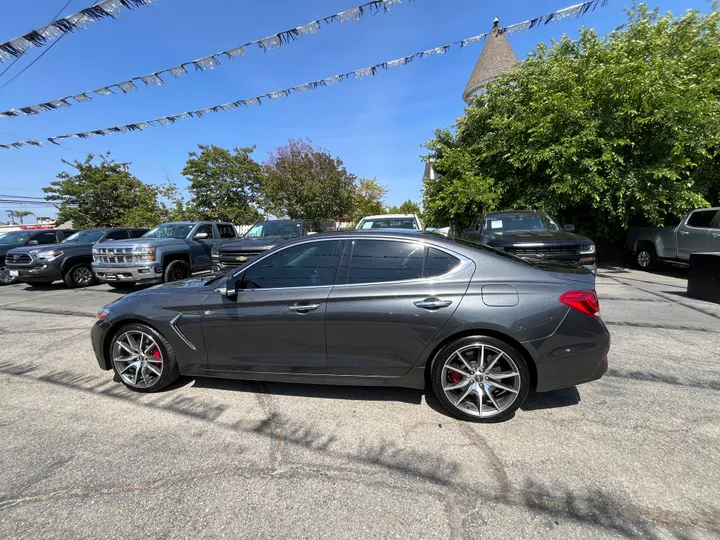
[352,178,387,221]
[11,210,34,224]
[43,153,164,229]
[6,211,15,223]
[423,4,720,251]
[262,139,356,226]
[388,200,422,216]
[182,144,263,225]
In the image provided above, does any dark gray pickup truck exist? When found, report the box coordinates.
[0,228,75,285]
[5,228,147,288]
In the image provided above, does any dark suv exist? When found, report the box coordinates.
[0,229,75,285]
[462,211,597,272]
[212,219,316,272]
[6,228,147,288]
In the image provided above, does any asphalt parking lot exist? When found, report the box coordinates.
[0,267,718,539]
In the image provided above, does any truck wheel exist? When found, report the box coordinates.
[163,260,190,283]
[63,263,98,288]
[636,244,658,271]
[0,264,18,285]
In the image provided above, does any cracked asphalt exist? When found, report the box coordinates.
[0,267,718,539]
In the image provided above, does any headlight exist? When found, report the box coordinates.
[34,249,63,261]
[92,247,100,254]
[580,243,596,255]
[97,307,110,321]
[132,246,155,262]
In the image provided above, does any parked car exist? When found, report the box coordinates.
[90,230,609,423]
[92,221,238,287]
[356,214,423,230]
[0,228,75,285]
[626,207,720,270]
[5,228,147,288]
[212,219,317,273]
[462,211,597,272]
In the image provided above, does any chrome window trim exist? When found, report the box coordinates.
[228,236,472,292]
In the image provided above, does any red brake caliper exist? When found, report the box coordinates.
[150,347,162,367]
[448,370,463,384]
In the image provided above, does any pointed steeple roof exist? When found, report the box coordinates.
[462,18,519,104]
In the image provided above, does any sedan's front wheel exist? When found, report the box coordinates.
[110,323,180,393]
[431,336,530,423]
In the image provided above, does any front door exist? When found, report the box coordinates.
[325,239,474,376]
[189,224,217,269]
[201,239,342,373]
[676,210,717,260]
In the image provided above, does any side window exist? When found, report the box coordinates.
[240,240,340,289]
[35,232,59,245]
[425,248,460,278]
[218,224,237,239]
[686,210,717,228]
[131,229,148,238]
[195,224,216,238]
[347,240,425,284]
[104,230,130,241]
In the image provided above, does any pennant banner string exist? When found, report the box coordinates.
[0,0,160,64]
[0,0,611,150]
[0,0,414,120]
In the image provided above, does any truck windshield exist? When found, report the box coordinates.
[483,213,560,233]
[62,230,106,243]
[143,224,193,239]
[359,218,418,230]
[0,231,31,244]
[246,222,302,238]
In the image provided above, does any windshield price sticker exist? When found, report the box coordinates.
[490,220,503,229]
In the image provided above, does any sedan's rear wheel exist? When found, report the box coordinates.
[431,336,530,423]
[110,323,179,393]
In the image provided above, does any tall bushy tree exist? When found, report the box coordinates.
[44,153,162,229]
[352,178,388,221]
[263,139,356,225]
[182,144,263,225]
[388,200,422,217]
[424,4,720,250]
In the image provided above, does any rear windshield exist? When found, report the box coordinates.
[359,218,418,230]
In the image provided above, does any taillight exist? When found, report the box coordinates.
[559,290,600,318]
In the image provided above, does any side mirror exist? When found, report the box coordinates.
[217,282,237,298]
[193,232,209,240]
[27,239,39,245]
[563,224,576,233]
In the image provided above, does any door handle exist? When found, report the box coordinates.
[287,303,320,313]
[678,231,690,235]
[414,299,453,310]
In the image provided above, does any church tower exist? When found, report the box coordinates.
[462,18,519,104]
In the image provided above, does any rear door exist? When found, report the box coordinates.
[325,239,474,376]
[677,209,717,259]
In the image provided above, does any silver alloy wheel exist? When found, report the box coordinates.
[112,331,164,389]
[441,343,521,418]
[0,265,15,284]
[637,251,651,268]
[73,266,94,286]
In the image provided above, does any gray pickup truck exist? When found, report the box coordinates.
[92,221,239,287]
[627,207,720,270]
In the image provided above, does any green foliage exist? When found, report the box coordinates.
[7,210,34,224]
[43,153,164,229]
[263,139,356,225]
[387,200,422,217]
[424,4,720,252]
[182,144,263,225]
[352,178,388,221]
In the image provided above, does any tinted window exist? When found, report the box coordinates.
[240,240,340,289]
[131,229,148,238]
[426,248,460,277]
[348,240,424,284]
[246,222,303,238]
[218,224,237,238]
[687,210,717,228]
[104,230,129,241]
[195,224,216,238]
[34,232,59,245]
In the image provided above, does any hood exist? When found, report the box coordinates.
[7,241,93,254]
[220,237,290,252]
[108,237,187,248]
[119,274,221,302]
[484,229,591,245]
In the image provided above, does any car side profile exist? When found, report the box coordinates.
[91,230,609,422]
[0,228,75,285]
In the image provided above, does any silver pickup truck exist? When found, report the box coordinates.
[626,207,720,270]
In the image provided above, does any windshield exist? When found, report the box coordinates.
[62,230,105,243]
[483,213,560,233]
[143,224,193,239]
[0,231,32,244]
[245,222,302,238]
[359,218,418,230]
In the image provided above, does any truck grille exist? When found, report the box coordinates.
[506,246,579,257]
[8,253,32,264]
[94,247,135,264]
[218,250,264,269]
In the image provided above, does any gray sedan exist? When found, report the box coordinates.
[91,230,609,423]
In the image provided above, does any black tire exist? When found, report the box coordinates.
[163,259,190,283]
[63,262,98,288]
[635,243,658,271]
[430,335,530,423]
[0,264,18,286]
[109,323,180,393]
[107,282,135,290]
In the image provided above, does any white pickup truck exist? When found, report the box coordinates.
[626,207,720,270]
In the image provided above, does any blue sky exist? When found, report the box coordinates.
[0,0,710,221]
